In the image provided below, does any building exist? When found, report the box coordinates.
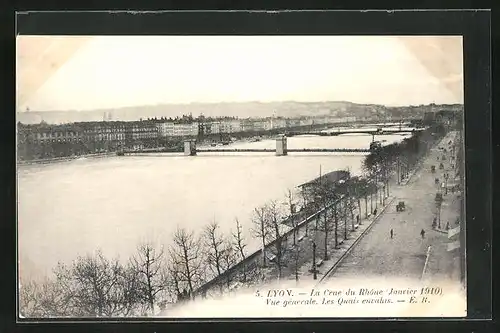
[218,121,232,134]
[240,119,255,132]
[79,121,126,152]
[157,122,199,137]
[299,118,314,127]
[252,119,268,132]
[125,121,159,149]
[208,121,221,135]
[272,118,287,129]
[227,119,242,133]
[17,122,90,159]
[286,118,301,128]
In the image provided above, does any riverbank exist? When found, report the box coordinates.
[316,131,462,283]
[17,152,115,166]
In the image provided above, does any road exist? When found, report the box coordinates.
[327,131,460,280]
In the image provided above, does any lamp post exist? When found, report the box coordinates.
[397,156,401,185]
[382,185,386,205]
[437,201,442,229]
[344,196,348,240]
[444,173,449,195]
[312,241,318,280]
[370,178,374,214]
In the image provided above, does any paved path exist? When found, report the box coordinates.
[325,131,461,280]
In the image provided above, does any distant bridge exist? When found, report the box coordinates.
[121,128,420,157]
[288,128,421,137]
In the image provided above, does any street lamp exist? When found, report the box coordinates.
[444,173,449,195]
[312,241,318,280]
[437,201,442,229]
[344,196,348,240]
[435,193,443,229]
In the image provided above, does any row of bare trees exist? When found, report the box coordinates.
[362,125,447,193]
[20,216,250,318]
[249,175,386,284]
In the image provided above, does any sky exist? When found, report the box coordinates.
[16,35,464,112]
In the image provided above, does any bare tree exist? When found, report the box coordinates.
[170,227,203,298]
[251,206,269,267]
[130,242,167,313]
[346,190,357,231]
[19,277,69,318]
[165,256,184,302]
[308,178,340,258]
[232,218,247,281]
[119,263,144,316]
[220,238,238,289]
[203,221,226,278]
[341,196,349,240]
[290,243,303,283]
[232,218,247,262]
[333,200,340,248]
[298,188,310,236]
[284,189,298,245]
[266,200,288,279]
[349,177,364,225]
[317,205,335,260]
[52,250,139,317]
[356,178,370,219]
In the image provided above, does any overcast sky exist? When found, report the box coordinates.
[17,35,463,111]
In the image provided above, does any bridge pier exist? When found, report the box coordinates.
[184,140,197,156]
[276,135,288,156]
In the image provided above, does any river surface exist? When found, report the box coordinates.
[18,131,412,279]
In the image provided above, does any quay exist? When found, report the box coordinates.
[186,129,463,301]
[317,131,463,282]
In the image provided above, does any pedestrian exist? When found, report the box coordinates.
[432,217,437,229]
[420,229,425,239]
[390,228,394,239]
[373,208,378,216]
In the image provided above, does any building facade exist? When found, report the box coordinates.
[157,122,199,137]
[125,121,159,149]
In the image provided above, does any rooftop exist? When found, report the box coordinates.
[298,170,350,188]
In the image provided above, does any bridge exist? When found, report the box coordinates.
[123,146,369,156]
[183,136,369,156]
[121,136,371,156]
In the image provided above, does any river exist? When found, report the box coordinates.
[17,131,412,279]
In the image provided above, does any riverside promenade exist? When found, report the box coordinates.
[184,131,461,301]
[320,131,461,281]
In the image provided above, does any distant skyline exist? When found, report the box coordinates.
[17,36,463,112]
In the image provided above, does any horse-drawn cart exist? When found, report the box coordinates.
[396,201,405,212]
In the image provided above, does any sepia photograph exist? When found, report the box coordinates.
[17,34,467,319]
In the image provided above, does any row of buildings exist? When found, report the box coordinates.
[17,116,357,160]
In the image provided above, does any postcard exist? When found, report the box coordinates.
[17,35,466,319]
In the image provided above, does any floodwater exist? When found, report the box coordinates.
[17,131,412,279]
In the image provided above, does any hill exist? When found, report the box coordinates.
[16,101,462,125]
